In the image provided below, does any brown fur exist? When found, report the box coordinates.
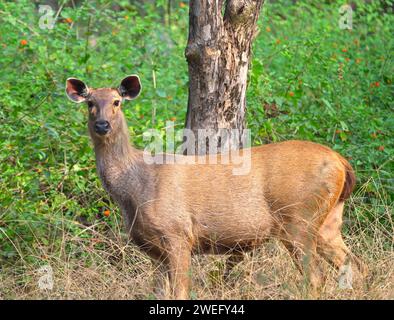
[338,157,356,201]
[66,81,365,299]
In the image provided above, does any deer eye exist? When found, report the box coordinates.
[87,101,94,109]
[113,100,120,107]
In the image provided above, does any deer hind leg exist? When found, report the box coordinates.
[281,238,323,296]
[279,212,324,295]
[317,201,367,285]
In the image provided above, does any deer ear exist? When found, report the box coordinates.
[66,78,90,103]
[118,75,141,100]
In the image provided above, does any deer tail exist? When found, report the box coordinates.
[339,156,356,202]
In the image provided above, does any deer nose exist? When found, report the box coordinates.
[94,120,110,135]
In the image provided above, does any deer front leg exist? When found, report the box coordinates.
[160,240,192,300]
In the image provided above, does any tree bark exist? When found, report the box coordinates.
[184,0,264,155]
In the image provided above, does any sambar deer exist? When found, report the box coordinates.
[66,75,365,299]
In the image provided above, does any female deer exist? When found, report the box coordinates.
[66,75,365,299]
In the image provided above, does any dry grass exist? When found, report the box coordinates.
[1,184,393,300]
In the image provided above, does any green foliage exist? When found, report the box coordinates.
[248,0,393,202]
[0,0,392,266]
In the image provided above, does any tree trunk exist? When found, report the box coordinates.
[184,0,264,155]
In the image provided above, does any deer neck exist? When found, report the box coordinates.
[91,116,150,205]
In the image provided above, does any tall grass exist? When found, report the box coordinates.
[1,177,392,300]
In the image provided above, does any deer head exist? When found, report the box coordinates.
[65,75,141,138]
